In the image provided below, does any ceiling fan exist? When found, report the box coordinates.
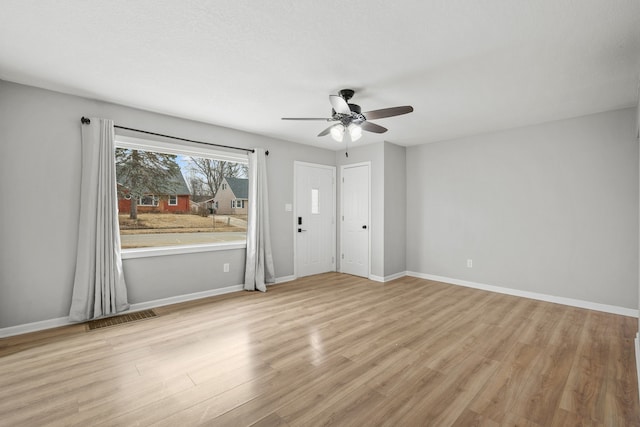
[282,89,414,143]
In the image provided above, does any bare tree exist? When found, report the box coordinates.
[115,148,181,219]
[188,158,247,197]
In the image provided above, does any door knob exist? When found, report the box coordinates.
[362,225,367,229]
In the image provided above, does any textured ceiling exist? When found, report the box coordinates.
[1,1,639,149]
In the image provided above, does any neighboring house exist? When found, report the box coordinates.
[117,168,191,214]
[214,177,248,215]
[190,196,216,214]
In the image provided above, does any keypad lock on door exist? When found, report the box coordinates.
[298,217,306,232]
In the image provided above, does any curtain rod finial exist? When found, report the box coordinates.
[81,117,91,124]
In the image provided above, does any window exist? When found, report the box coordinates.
[233,199,245,209]
[115,135,249,257]
[222,183,227,190]
[139,195,158,206]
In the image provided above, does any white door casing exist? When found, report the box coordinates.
[294,162,336,278]
[340,162,370,278]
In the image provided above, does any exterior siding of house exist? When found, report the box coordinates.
[116,165,192,215]
[118,194,190,214]
[214,178,248,215]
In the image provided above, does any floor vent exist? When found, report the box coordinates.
[86,309,157,330]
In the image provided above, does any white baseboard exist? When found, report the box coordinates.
[274,275,296,284]
[406,271,639,317]
[3,272,635,339]
[0,316,72,339]
[369,271,408,283]
[128,284,244,311]
[0,284,245,339]
[0,277,299,338]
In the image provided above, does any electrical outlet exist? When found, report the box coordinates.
[223,263,230,273]
[467,259,473,268]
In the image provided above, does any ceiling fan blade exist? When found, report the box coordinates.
[318,123,341,137]
[282,117,331,121]
[363,106,413,120]
[329,95,351,115]
[361,121,388,134]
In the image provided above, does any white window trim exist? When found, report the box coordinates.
[168,195,178,206]
[116,135,249,164]
[121,242,247,259]
[115,135,249,257]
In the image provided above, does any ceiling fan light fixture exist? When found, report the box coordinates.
[330,124,345,142]
[348,124,362,141]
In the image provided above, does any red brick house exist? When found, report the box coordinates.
[117,169,191,214]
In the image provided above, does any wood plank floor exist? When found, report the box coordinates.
[1,273,638,426]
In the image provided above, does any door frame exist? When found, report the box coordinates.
[293,161,337,279]
[339,161,371,278]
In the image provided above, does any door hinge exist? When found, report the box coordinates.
[341,254,344,259]
[332,256,335,264]
[342,177,344,183]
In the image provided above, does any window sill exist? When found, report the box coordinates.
[121,242,246,259]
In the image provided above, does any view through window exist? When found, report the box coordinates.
[115,142,248,250]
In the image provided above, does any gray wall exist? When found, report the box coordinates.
[383,142,406,277]
[0,80,334,328]
[335,141,407,279]
[406,108,639,309]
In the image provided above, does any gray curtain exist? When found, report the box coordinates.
[244,148,275,291]
[69,118,129,321]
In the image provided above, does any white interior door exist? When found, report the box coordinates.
[341,163,370,278]
[295,162,336,278]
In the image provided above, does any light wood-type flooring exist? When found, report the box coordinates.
[1,273,639,426]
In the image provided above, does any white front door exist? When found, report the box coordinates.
[341,163,370,278]
[295,162,336,278]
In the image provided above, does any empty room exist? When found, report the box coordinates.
[1,1,640,426]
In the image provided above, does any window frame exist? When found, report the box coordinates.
[168,195,178,206]
[115,135,249,259]
[139,195,159,206]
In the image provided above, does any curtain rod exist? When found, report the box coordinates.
[80,117,268,155]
